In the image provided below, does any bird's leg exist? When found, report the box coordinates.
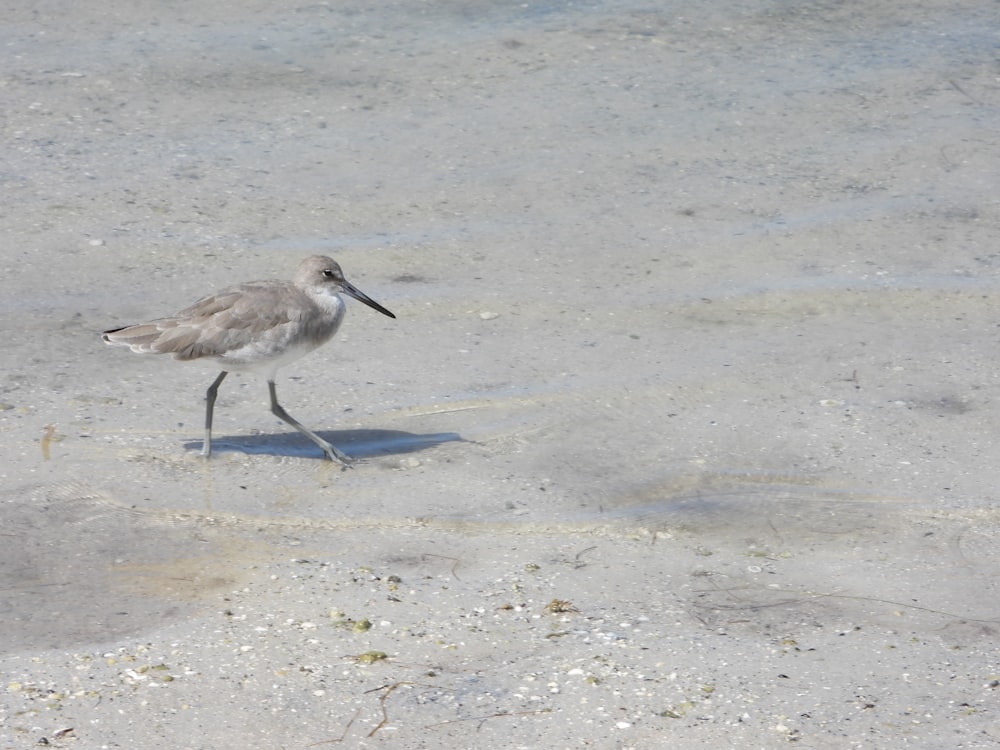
[268,380,354,467]
[203,371,228,457]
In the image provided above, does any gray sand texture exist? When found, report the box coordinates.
[2,1,999,748]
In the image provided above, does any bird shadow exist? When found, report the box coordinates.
[182,428,466,461]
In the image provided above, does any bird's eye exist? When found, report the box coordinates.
[323,269,335,278]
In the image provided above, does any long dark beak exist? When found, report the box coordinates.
[343,281,396,319]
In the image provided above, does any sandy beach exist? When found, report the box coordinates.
[2,1,999,747]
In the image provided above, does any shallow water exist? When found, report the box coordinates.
[1,3,999,746]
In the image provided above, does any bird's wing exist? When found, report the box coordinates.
[105,282,305,361]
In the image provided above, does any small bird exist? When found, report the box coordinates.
[102,255,396,465]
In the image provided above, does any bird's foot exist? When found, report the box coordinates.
[321,443,356,468]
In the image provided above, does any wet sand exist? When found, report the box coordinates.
[2,1,999,747]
